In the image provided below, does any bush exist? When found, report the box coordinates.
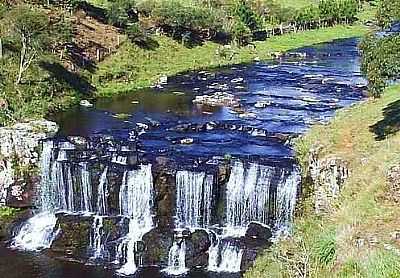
[107,0,137,28]
[234,1,262,31]
[231,19,252,46]
[147,0,224,41]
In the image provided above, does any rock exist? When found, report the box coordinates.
[67,136,87,148]
[50,213,93,261]
[387,165,400,203]
[254,101,271,108]
[245,222,272,242]
[180,138,194,145]
[80,100,93,107]
[159,75,168,85]
[142,227,174,266]
[153,170,176,229]
[185,229,211,269]
[308,146,349,214]
[0,120,58,207]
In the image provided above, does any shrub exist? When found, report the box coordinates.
[107,0,137,28]
[231,19,252,46]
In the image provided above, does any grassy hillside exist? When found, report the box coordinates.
[93,25,368,96]
[245,84,400,277]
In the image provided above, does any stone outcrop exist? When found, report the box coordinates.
[306,146,349,214]
[386,165,400,203]
[0,120,58,208]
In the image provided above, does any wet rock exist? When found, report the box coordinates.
[180,138,194,145]
[153,170,176,229]
[80,100,94,107]
[51,213,93,261]
[0,120,58,207]
[67,136,88,148]
[185,229,211,269]
[142,227,174,266]
[245,222,272,242]
[193,92,240,108]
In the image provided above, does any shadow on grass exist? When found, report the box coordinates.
[40,62,95,95]
[370,99,400,140]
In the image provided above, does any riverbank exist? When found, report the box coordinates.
[245,84,400,277]
[93,25,369,96]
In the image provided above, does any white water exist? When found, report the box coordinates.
[90,215,105,259]
[13,142,60,251]
[175,171,214,228]
[216,242,243,273]
[117,164,154,276]
[164,240,188,276]
[80,162,93,212]
[96,167,108,215]
[12,212,59,251]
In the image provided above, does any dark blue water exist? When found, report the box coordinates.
[1,38,366,278]
[52,38,366,163]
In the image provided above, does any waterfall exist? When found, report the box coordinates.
[215,242,243,273]
[11,212,59,251]
[208,161,300,272]
[164,239,187,276]
[90,215,105,260]
[80,162,93,212]
[225,161,276,234]
[275,167,301,233]
[96,167,108,215]
[117,164,154,276]
[12,142,60,251]
[175,171,214,228]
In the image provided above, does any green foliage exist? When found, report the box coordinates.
[314,230,336,266]
[231,19,252,45]
[363,250,400,278]
[360,34,400,97]
[376,0,400,27]
[146,0,224,41]
[0,206,20,220]
[234,1,262,31]
[107,0,137,27]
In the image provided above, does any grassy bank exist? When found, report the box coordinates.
[245,84,400,277]
[93,24,368,96]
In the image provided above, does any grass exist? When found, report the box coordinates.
[246,84,400,277]
[93,24,369,96]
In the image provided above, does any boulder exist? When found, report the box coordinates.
[185,229,211,269]
[142,227,174,266]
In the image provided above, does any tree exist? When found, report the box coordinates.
[2,6,49,85]
[376,0,400,27]
[360,34,400,97]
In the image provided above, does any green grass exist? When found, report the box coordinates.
[93,24,368,96]
[246,84,400,277]
[280,0,318,9]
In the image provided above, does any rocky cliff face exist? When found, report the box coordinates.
[0,120,58,208]
[305,146,349,214]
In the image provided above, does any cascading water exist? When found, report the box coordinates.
[208,161,300,272]
[164,239,187,275]
[90,215,105,260]
[12,141,59,251]
[96,167,108,215]
[11,212,58,251]
[116,164,154,276]
[80,162,93,213]
[208,240,243,273]
[175,171,214,228]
